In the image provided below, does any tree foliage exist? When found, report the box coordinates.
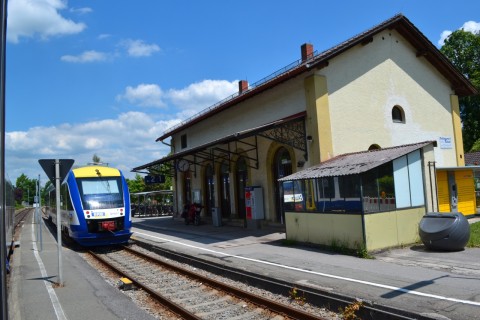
[470,139,480,152]
[92,154,101,164]
[440,29,480,152]
[126,174,146,194]
[15,174,39,205]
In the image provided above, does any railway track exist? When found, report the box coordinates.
[130,239,439,320]
[14,207,32,230]
[88,245,332,320]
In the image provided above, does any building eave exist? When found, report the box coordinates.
[156,14,478,142]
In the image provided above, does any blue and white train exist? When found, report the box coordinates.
[46,165,132,246]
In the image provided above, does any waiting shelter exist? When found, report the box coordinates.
[278,141,436,251]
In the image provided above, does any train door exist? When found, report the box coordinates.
[273,147,292,224]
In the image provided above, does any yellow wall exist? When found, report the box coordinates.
[436,169,476,215]
[364,208,425,251]
[450,95,465,166]
[286,207,426,252]
[304,75,333,164]
[437,171,450,212]
[285,212,364,248]
[455,170,476,215]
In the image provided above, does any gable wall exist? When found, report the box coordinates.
[320,29,458,166]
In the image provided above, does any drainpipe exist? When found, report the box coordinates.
[359,175,367,250]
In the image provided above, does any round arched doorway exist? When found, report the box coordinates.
[273,147,292,224]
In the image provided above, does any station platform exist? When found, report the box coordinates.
[131,215,480,320]
[8,211,480,320]
[8,210,156,320]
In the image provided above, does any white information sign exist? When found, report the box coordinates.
[439,137,452,149]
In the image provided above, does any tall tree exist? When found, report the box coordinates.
[92,154,101,164]
[15,174,38,205]
[126,174,146,194]
[441,29,480,152]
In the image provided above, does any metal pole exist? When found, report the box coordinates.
[35,176,39,240]
[39,174,42,251]
[0,0,8,318]
[55,159,63,285]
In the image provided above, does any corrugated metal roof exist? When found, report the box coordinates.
[465,151,480,166]
[278,141,434,181]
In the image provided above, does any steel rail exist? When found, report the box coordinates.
[88,249,202,320]
[122,245,329,320]
[14,208,32,229]
[133,239,437,320]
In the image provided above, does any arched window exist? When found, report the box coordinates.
[368,144,381,150]
[392,105,405,123]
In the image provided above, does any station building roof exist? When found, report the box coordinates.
[465,151,480,166]
[155,14,478,143]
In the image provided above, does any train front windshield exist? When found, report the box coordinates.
[77,177,124,210]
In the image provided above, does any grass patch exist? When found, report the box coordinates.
[467,221,480,248]
[281,239,298,246]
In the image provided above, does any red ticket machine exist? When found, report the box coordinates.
[245,186,264,220]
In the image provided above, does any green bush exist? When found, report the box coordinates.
[467,221,480,248]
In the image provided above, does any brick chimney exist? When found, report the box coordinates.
[301,43,313,61]
[239,80,249,94]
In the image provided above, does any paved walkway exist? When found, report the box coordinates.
[8,210,155,320]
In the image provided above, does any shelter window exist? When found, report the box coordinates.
[281,149,425,214]
[392,105,405,123]
[362,162,396,213]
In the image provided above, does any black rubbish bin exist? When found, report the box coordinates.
[419,212,470,251]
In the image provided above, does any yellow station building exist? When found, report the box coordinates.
[134,14,478,251]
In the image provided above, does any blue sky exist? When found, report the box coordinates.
[5,0,480,185]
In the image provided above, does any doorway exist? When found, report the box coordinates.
[273,147,292,224]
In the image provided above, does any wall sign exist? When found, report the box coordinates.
[439,137,452,149]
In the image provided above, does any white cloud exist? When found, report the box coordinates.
[61,50,108,63]
[6,111,173,184]
[70,7,92,15]
[120,39,161,57]
[117,80,238,114]
[168,80,238,112]
[98,34,111,40]
[7,79,239,184]
[438,20,480,46]
[7,0,86,43]
[116,84,166,108]
[61,39,160,63]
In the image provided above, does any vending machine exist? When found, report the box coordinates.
[245,186,264,224]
